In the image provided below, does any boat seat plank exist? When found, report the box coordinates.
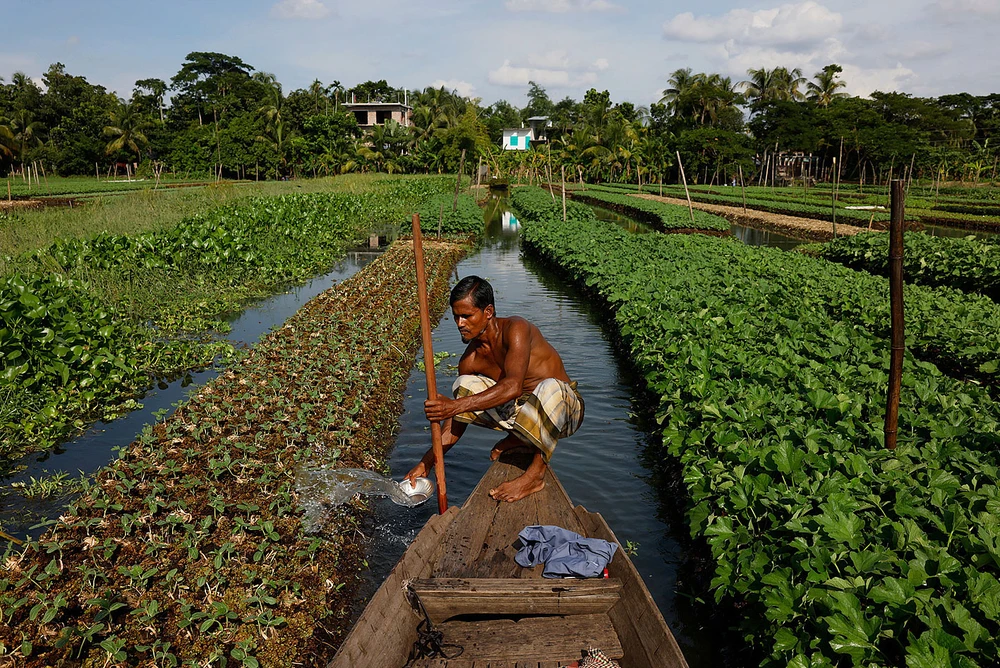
[437,612,622,662]
[410,577,622,622]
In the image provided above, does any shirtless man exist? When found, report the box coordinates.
[404,276,585,502]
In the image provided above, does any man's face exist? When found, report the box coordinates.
[452,295,493,343]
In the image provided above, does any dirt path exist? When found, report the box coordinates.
[631,192,867,242]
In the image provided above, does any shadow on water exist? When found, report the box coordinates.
[1,249,383,540]
[352,192,745,667]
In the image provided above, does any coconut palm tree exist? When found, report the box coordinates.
[742,66,806,104]
[807,64,848,107]
[660,68,698,117]
[104,100,151,161]
[7,109,45,169]
[308,78,325,115]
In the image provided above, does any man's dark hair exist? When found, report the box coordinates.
[450,276,495,310]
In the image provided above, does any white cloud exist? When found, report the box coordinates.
[840,63,918,97]
[886,40,953,60]
[505,0,621,13]
[664,1,842,48]
[430,78,477,98]
[66,36,79,46]
[271,0,332,20]
[488,59,598,87]
[931,0,1000,15]
[593,58,609,71]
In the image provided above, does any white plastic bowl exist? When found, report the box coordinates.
[398,477,435,505]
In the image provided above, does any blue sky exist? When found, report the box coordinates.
[2,0,999,107]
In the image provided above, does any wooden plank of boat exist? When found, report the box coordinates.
[329,451,689,668]
[410,577,622,623]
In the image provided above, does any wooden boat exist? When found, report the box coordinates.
[330,451,689,668]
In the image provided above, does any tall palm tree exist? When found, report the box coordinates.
[7,109,45,168]
[0,121,14,160]
[308,78,325,115]
[104,100,151,161]
[741,66,806,103]
[807,64,848,107]
[659,68,698,117]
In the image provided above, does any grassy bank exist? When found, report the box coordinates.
[0,238,468,666]
[0,175,432,273]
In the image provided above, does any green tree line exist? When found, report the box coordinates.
[1,54,998,185]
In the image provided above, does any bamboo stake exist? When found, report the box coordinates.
[676,151,695,225]
[6,178,10,202]
[906,152,915,195]
[831,157,838,237]
[412,214,448,514]
[96,162,99,181]
[738,165,747,213]
[438,203,443,239]
[453,148,466,213]
[561,165,567,222]
[41,161,49,195]
[885,180,906,451]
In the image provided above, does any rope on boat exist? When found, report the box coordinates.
[406,585,464,664]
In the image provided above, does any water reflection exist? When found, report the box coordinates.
[729,223,805,249]
[922,223,997,240]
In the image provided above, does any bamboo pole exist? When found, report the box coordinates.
[738,165,747,213]
[561,165,567,222]
[906,153,915,195]
[438,203,443,239]
[831,157,838,237]
[41,161,49,195]
[676,151,695,225]
[885,180,906,451]
[453,148,466,213]
[6,178,10,202]
[412,214,448,513]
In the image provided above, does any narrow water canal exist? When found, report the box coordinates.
[1,250,382,538]
[355,197,733,666]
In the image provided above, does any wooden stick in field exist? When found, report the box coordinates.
[885,180,906,451]
[412,214,448,514]
[676,151,695,225]
[738,165,747,213]
[561,165,566,222]
[453,148,466,213]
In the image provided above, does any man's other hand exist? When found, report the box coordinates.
[424,394,457,422]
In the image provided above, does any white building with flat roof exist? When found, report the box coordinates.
[502,127,534,151]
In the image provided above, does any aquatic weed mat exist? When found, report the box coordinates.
[0,238,468,667]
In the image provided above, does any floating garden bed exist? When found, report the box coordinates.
[0,237,469,666]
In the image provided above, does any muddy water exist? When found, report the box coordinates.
[355,202,730,666]
[0,250,382,539]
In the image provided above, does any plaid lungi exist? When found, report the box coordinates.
[452,374,585,462]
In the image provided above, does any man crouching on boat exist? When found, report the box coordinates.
[404,275,584,503]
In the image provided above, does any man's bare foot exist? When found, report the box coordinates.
[489,472,545,502]
[490,433,528,461]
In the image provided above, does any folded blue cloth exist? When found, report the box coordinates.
[514,525,618,578]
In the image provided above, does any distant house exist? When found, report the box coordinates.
[501,116,554,151]
[343,100,412,129]
[502,128,534,151]
[525,116,553,142]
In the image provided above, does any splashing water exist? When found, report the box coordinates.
[297,467,434,533]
